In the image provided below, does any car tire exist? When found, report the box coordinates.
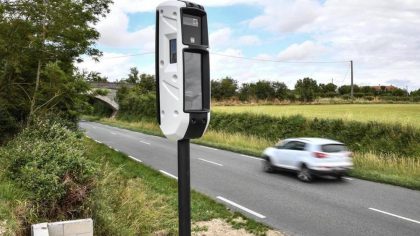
[297,165,313,182]
[262,156,274,173]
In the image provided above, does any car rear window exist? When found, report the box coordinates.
[321,144,347,153]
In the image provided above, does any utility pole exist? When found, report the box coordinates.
[350,60,354,98]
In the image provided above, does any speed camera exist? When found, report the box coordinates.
[156,0,210,141]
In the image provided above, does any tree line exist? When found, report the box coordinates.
[212,77,417,102]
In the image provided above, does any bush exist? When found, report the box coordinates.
[119,92,156,119]
[0,106,19,143]
[0,118,97,220]
[209,112,420,157]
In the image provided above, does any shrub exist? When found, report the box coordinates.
[0,118,97,220]
[0,106,19,143]
[209,112,420,157]
[119,92,156,119]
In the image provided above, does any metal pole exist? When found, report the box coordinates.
[350,60,354,98]
[177,139,191,236]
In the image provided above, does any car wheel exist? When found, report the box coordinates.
[262,156,274,173]
[298,165,313,182]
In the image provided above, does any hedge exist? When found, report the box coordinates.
[209,112,420,157]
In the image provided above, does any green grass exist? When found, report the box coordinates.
[0,167,29,235]
[213,104,420,128]
[85,138,271,235]
[88,117,420,190]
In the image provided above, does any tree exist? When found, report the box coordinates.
[295,78,319,102]
[254,80,275,100]
[272,82,289,100]
[411,89,420,96]
[138,73,155,93]
[211,77,237,100]
[0,0,112,131]
[238,83,255,101]
[319,83,337,93]
[125,67,140,84]
[86,71,108,82]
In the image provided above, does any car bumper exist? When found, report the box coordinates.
[309,166,352,176]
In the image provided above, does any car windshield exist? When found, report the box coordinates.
[321,144,347,153]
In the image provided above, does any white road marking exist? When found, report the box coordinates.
[240,154,263,161]
[110,132,117,135]
[159,170,178,180]
[202,146,218,151]
[198,158,223,166]
[217,196,266,219]
[139,140,151,145]
[369,208,420,224]
[343,177,353,181]
[128,155,142,163]
[113,148,119,152]
[94,140,102,144]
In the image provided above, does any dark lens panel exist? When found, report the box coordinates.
[182,14,201,45]
[184,52,202,111]
[170,39,177,64]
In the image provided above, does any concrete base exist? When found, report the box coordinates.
[32,219,93,236]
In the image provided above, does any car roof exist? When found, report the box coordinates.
[285,137,344,145]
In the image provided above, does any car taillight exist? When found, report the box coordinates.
[313,152,328,158]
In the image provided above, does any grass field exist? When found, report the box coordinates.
[213,104,420,128]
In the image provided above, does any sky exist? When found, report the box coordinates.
[77,0,420,90]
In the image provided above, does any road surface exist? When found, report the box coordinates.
[80,121,420,236]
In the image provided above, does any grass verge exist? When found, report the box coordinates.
[84,116,420,190]
[85,138,270,235]
[0,167,29,235]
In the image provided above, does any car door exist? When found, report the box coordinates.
[287,141,307,169]
[281,141,307,170]
[272,141,299,170]
[270,141,291,167]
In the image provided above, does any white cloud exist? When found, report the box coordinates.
[245,0,420,89]
[76,53,135,81]
[96,7,155,50]
[238,35,261,46]
[113,0,258,13]
[209,27,233,49]
[249,0,321,33]
[277,40,325,61]
[209,27,261,49]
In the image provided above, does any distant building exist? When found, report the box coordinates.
[371,85,398,92]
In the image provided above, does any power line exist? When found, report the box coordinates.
[98,51,349,64]
[211,52,349,64]
[101,51,155,59]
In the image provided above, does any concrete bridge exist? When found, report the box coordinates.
[88,82,134,117]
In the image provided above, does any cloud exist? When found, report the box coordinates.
[249,0,321,32]
[96,7,155,50]
[209,27,261,49]
[277,41,325,61]
[238,35,261,46]
[113,0,258,13]
[245,0,420,89]
[76,53,135,81]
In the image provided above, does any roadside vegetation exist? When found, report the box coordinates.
[0,119,272,235]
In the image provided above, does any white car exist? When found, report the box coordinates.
[262,138,353,182]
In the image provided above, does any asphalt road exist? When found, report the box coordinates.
[80,121,420,236]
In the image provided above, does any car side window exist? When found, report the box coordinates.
[293,142,306,151]
[283,141,306,151]
[282,141,295,150]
